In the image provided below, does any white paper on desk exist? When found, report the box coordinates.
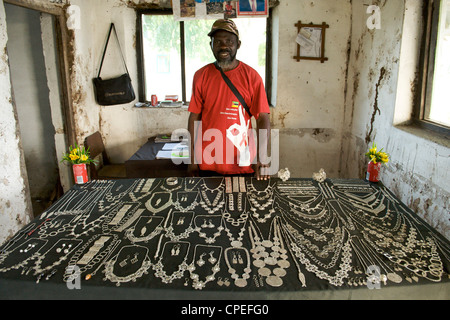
[162,143,188,150]
[156,149,189,159]
[156,150,173,159]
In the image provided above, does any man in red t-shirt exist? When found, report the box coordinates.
[188,19,271,180]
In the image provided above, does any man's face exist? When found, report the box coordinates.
[211,30,241,69]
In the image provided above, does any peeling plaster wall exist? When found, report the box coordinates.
[0,1,33,245]
[68,0,188,163]
[270,0,352,178]
[341,0,450,239]
[70,0,352,171]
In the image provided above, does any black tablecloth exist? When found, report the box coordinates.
[125,138,188,178]
[128,138,163,161]
[0,178,449,299]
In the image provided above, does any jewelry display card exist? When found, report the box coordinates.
[0,177,449,294]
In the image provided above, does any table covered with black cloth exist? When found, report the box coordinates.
[0,177,449,300]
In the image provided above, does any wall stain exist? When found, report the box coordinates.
[282,128,335,143]
[278,111,290,128]
[365,67,386,144]
[122,0,170,9]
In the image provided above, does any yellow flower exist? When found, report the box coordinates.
[366,143,390,166]
[69,154,80,161]
[61,143,96,165]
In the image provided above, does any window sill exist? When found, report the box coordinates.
[134,102,189,110]
[394,121,450,149]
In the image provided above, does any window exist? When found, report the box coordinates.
[137,11,268,104]
[418,0,450,134]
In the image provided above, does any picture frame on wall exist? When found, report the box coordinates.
[237,0,268,17]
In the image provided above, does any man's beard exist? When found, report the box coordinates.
[215,50,237,69]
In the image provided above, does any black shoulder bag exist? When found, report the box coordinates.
[214,62,253,118]
[93,23,135,106]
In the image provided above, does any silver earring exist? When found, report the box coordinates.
[208,251,217,264]
[119,255,130,268]
[197,253,206,267]
[237,252,243,264]
[171,244,180,256]
[232,252,238,264]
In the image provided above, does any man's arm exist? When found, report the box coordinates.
[254,112,271,180]
[188,112,202,176]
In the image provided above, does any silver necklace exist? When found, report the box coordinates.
[31,238,82,276]
[64,234,120,282]
[224,247,251,288]
[199,178,225,214]
[222,207,249,248]
[145,192,173,214]
[165,211,196,242]
[187,244,222,290]
[0,238,48,273]
[103,244,152,287]
[129,178,159,202]
[152,241,191,284]
[194,215,224,244]
[125,216,164,243]
[173,191,199,212]
[248,217,290,288]
[283,222,352,287]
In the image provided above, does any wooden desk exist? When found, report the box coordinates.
[125,138,188,178]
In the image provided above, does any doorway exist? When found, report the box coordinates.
[5,3,70,217]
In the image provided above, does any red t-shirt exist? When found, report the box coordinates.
[188,62,270,175]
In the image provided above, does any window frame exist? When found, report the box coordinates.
[415,0,450,136]
[136,9,273,105]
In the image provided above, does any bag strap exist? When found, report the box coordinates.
[214,62,253,118]
[97,23,130,78]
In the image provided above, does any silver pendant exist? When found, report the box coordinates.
[387,272,403,284]
[231,241,243,248]
[277,260,290,269]
[234,278,248,288]
[266,275,283,287]
[253,259,265,268]
[258,267,271,277]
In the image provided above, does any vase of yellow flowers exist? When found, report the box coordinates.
[365,143,389,182]
[61,144,95,184]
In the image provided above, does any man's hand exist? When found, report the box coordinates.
[188,112,202,177]
[253,161,270,180]
[255,113,271,180]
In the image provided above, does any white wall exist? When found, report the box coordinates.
[0,1,33,244]
[269,0,352,178]
[342,0,450,239]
